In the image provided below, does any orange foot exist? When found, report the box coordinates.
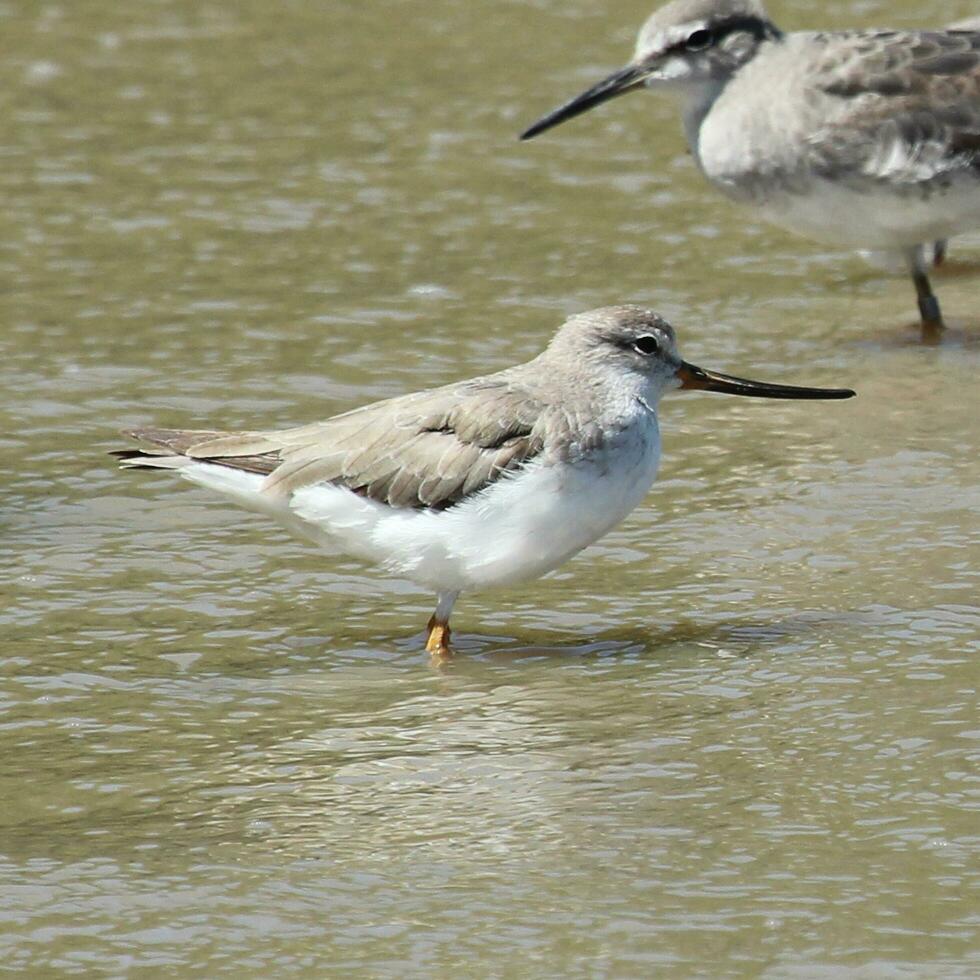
[425,616,453,659]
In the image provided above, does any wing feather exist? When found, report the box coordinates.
[119,375,551,511]
[809,30,980,185]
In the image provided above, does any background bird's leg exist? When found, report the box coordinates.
[932,240,947,267]
[907,245,944,336]
[426,591,459,659]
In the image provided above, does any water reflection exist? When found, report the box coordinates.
[0,0,977,973]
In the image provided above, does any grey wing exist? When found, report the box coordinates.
[808,30,980,184]
[122,377,549,511]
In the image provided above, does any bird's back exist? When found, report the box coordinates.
[694,28,980,246]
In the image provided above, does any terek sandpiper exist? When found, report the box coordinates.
[521,0,980,336]
[115,306,854,658]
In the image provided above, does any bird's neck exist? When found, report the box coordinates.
[677,39,778,155]
[679,78,731,153]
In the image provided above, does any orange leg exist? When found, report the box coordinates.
[425,591,459,659]
[425,616,453,659]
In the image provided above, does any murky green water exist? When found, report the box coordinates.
[1,0,978,974]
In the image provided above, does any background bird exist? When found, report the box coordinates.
[522,0,980,338]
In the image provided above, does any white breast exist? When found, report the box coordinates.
[691,39,820,195]
[290,412,663,593]
[171,411,663,595]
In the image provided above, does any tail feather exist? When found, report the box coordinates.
[120,427,229,455]
[113,427,281,476]
[111,449,195,472]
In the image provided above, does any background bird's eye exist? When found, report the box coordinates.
[632,335,661,356]
[685,28,713,51]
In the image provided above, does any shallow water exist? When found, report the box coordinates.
[1,0,978,975]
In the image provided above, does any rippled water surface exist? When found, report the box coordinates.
[1,0,978,974]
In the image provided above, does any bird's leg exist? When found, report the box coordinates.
[907,245,945,337]
[425,591,459,660]
[933,240,947,267]
[426,617,452,657]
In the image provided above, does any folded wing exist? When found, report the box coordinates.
[118,377,550,511]
[809,29,980,185]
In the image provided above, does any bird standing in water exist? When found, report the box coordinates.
[522,0,980,338]
[115,306,854,659]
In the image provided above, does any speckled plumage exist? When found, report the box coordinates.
[522,0,980,331]
[702,28,980,202]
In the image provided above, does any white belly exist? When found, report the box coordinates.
[172,420,663,594]
[752,178,980,251]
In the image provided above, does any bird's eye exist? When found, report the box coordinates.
[685,28,713,51]
[632,335,661,356]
